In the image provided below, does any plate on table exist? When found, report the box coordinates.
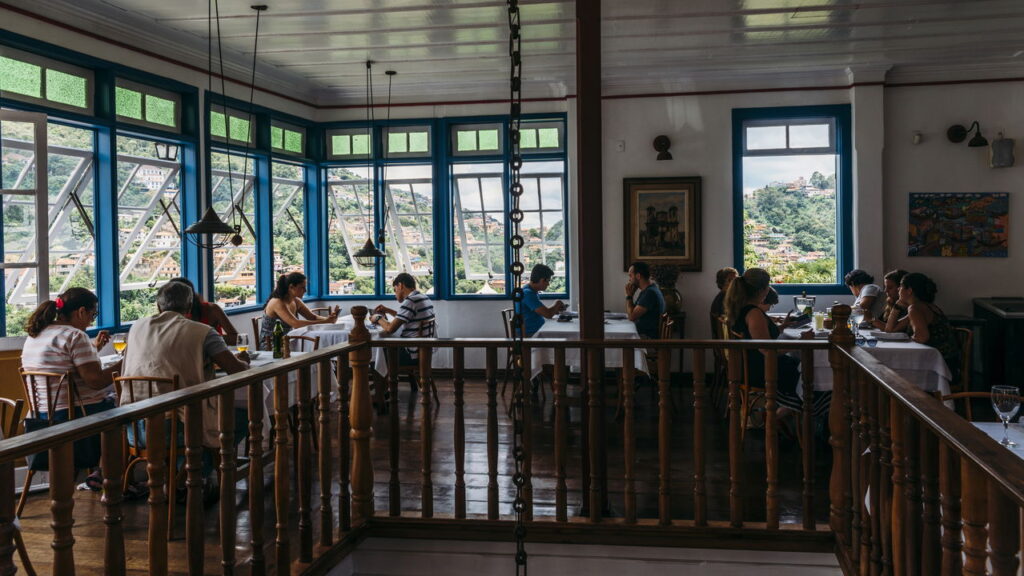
[866,330,910,341]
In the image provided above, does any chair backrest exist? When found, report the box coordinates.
[251,316,262,350]
[952,327,973,391]
[0,398,25,440]
[710,312,724,340]
[113,373,180,454]
[286,334,321,352]
[940,391,1024,422]
[18,368,74,418]
[310,307,331,317]
[659,313,674,340]
[417,317,436,338]
[501,308,515,339]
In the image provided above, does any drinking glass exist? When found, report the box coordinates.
[850,307,865,337]
[112,333,127,356]
[236,333,250,354]
[991,385,1021,447]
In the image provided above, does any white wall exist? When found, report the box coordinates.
[883,82,1024,315]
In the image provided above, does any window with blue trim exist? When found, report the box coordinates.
[733,105,850,290]
[325,166,376,295]
[383,164,434,294]
[211,150,257,308]
[271,161,305,276]
[451,162,506,295]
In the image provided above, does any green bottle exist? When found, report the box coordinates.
[272,320,284,359]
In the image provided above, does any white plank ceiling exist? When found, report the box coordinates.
[8,0,1024,106]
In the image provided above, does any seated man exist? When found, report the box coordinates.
[120,281,250,484]
[372,273,436,366]
[710,267,737,337]
[517,264,566,337]
[625,260,665,338]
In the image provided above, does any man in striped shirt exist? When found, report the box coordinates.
[371,273,435,365]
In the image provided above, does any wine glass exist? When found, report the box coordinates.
[991,385,1021,447]
[850,307,866,338]
[111,333,127,356]
[235,333,250,354]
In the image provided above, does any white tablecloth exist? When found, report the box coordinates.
[230,351,332,436]
[973,422,1024,451]
[779,329,952,395]
[529,318,649,378]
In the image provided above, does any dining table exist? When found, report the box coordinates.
[529,316,649,378]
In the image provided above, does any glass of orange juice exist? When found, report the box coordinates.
[236,333,250,354]
[112,333,127,356]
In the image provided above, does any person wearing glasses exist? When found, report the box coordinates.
[20,287,116,491]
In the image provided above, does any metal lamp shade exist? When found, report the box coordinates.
[185,206,235,235]
[353,237,385,267]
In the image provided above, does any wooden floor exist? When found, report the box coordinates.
[14,373,831,575]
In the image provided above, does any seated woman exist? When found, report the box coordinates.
[894,272,960,376]
[259,272,338,350]
[20,287,117,490]
[169,277,239,346]
[872,269,909,330]
[725,268,803,411]
[844,269,883,325]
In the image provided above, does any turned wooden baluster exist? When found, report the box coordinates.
[858,372,872,575]
[919,429,940,576]
[183,402,204,576]
[801,348,816,530]
[101,425,127,576]
[0,442,16,576]
[849,370,862,569]
[246,381,265,576]
[961,459,988,576]
[902,417,921,576]
[867,383,882,576]
[348,306,374,526]
[579,349,591,519]
[386,347,400,518]
[987,480,1019,576]
[485,347,499,520]
[889,401,907,576]
[726,342,744,527]
[692,348,708,527]
[587,347,603,522]
[145,413,168,576]
[554,348,568,523]
[877,392,894,576]
[273,372,291,570]
[419,343,434,518]
[218,392,237,573]
[828,305,853,549]
[296,366,313,562]
[317,358,333,548]
[453,348,467,519]
[338,358,352,532]
[658,345,672,526]
[522,343,534,522]
[938,443,962,576]
[622,349,636,524]
[764,353,779,530]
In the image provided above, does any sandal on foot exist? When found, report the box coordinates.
[77,471,103,492]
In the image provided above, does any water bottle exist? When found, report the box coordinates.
[272,320,284,359]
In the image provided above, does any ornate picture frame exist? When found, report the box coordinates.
[623,176,702,271]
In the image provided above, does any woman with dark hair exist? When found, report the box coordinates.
[873,269,909,330]
[169,277,239,345]
[259,272,338,350]
[20,287,117,490]
[844,269,883,324]
[895,272,960,374]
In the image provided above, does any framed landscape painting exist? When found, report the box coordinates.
[623,177,702,271]
[908,192,1008,257]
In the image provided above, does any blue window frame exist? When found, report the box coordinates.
[732,105,852,295]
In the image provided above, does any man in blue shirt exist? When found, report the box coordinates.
[625,260,665,338]
[518,264,566,336]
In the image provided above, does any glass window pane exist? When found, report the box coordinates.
[116,86,143,120]
[478,129,499,151]
[388,132,407,154]
[352,134,370,155]
[210,111,227,139]
[326,166,375,295]
[746,125,786,150]
[452,163,505,295]
[521,128,537,149]
[0,56,41,98]
[272,162,305,277]
[144,94,176,127]
[228,116,251,143]
[1,120,37,191]
[538,128,559,148]
[332,134,351,156]
[409,131,429,153]
[45,69,87,108]
[211,151,257,308]
[383,164,433,294]
[457,131,477,152]
[789,123,830,149]
[116,134,182,323]
[284,130,303,154]
[271,125,284,150]
[520,161,566,291]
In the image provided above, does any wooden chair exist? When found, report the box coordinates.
[114,373,181,539]
[0,397,37,575]
[251,316,263,350]
[388,317,439,405]
[286,334,321,353]
[710,313,729,417]
[721,326,764,442]
[940,391,1024,422]
[618,314,676,416]
[309,306,332,317]
[500,308,518,397]
[951,327,973,393]
[17,369,80,519]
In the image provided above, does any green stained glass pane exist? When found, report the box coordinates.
[457,130,477,151]
[388,132,407,153]
[210,111,227,138]
[332,134,351,156]
[284,130,303,154]
[45,69,87,108]
[0,56,41,98]
[479,129,499,150]
[144,94,176,127]
[409,131,428,153]
[538,128,559,148]
[271,126,284,149]
[352,134,370,155]
[521,128,537,149]
[115,86,142,119]
[228,116,251,143]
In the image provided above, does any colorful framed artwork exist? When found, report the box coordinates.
[623,176,702,271]
[908,192,1008,257]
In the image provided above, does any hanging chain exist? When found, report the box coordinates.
[507,1,527,574]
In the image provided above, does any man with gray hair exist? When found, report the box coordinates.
[120,280,249,491]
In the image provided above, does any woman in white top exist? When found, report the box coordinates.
[21,287,118,490]
[844,269,883,325]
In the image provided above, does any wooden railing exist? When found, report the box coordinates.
[0,305,1017,575]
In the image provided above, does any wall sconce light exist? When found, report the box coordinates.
[653,135,672,160]
[947,121,989,147]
